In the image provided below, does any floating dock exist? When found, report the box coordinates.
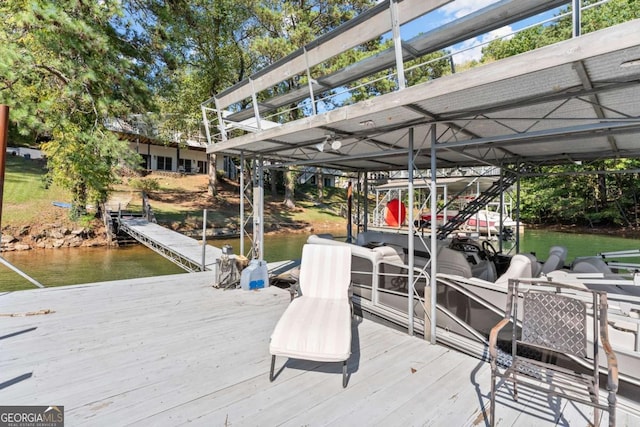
[1,273,638,425]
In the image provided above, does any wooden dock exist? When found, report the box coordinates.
[1,274,638,426]
[118,217,222,272]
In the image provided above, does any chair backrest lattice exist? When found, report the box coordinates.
[521,291,588,357]
[492,279,618,427]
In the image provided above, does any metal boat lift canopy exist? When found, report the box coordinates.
[201,0,640,339]
[204,1,640,171]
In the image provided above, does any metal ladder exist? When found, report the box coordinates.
[436,173,518,239]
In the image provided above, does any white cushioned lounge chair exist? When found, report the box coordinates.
[269,243,353,387]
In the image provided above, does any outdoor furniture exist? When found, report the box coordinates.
[269,243,353,387]
[489,278,618,426]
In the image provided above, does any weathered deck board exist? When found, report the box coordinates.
[1,273,638,426]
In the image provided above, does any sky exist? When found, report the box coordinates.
[397,0,564,64]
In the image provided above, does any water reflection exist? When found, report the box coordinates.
[211,230,347,262]
[0,245,184,291]
[1,228,638,291]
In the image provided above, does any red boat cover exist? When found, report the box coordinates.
[384,198,406,227]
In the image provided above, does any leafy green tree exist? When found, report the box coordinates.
[483,0,640,227]
[0,0,152,218]
[482,0,640,62]
[247,0,376,208]
[134,0,256,195]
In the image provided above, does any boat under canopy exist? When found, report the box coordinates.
[201,0,640,406]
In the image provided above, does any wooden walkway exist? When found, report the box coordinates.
[1,274,638,426]
[118,217,222,272]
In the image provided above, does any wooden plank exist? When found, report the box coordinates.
[1,274,639,426]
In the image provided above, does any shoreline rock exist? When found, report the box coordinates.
[1,222,112,252]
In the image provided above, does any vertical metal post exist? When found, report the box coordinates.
[429,124,438,344]
[356,172,361,234]
[572,0,581,38]
[389,0,406,90]
[0,105,8,229]
[213,97,227,141]
[346,181,353,242]
[499,169,505,253]
[201,209,207,271]
[304,47,317,116]
[515,171,521,253]
[0,106,44,289]
[407,128,415,336]
[363,173,369,232]
[253,156,265,260]
[239,152,245,256]
[249,78,262,130]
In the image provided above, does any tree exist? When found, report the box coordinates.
[482,0,640,62]
[247,0,376,208]
[135,0,256,195]
[0,0,152,218]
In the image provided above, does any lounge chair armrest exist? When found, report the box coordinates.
[489,318,510,361]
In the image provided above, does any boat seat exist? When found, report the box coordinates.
[436,246,472,278]
[540,245,568,275]
[372,245,405,265]
[520,253,542,277]
[571,257,614,274]
[471,258,498,282]
[494,254,534,286]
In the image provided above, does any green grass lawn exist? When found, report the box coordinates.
[1,157,351,231]
[2,155,71,225]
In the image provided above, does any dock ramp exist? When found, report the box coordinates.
[118,217,222,273]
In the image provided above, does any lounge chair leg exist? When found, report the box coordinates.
[489,375,496,426]
[342,360,348,388]
[269,355,276,382]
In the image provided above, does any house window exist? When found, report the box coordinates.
[197,160,207,174]
[179,158,192,173]
[140,154,150,170]
[157,156,173,171]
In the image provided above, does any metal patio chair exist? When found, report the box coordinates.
[489,278,618,426]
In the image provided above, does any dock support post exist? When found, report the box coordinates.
[0,105,45,288]
[0,105,8,229]
[428,124,438,344]
[407,128,414,336]
[201,209,207,271]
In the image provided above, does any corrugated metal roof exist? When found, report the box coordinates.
[206,11,640,172]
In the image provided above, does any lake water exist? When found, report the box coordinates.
[1,228,639,291]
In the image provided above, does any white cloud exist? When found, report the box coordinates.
[451,25,513,64]
[441,0,502,19]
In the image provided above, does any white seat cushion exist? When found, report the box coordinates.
[269,244,352,363]
[269,297,352,362]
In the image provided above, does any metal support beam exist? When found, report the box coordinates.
[572,0,581,38]
[407,128,415,335]
[254,156,265,260]
[429,124,438,344]
[390,0,406,90]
